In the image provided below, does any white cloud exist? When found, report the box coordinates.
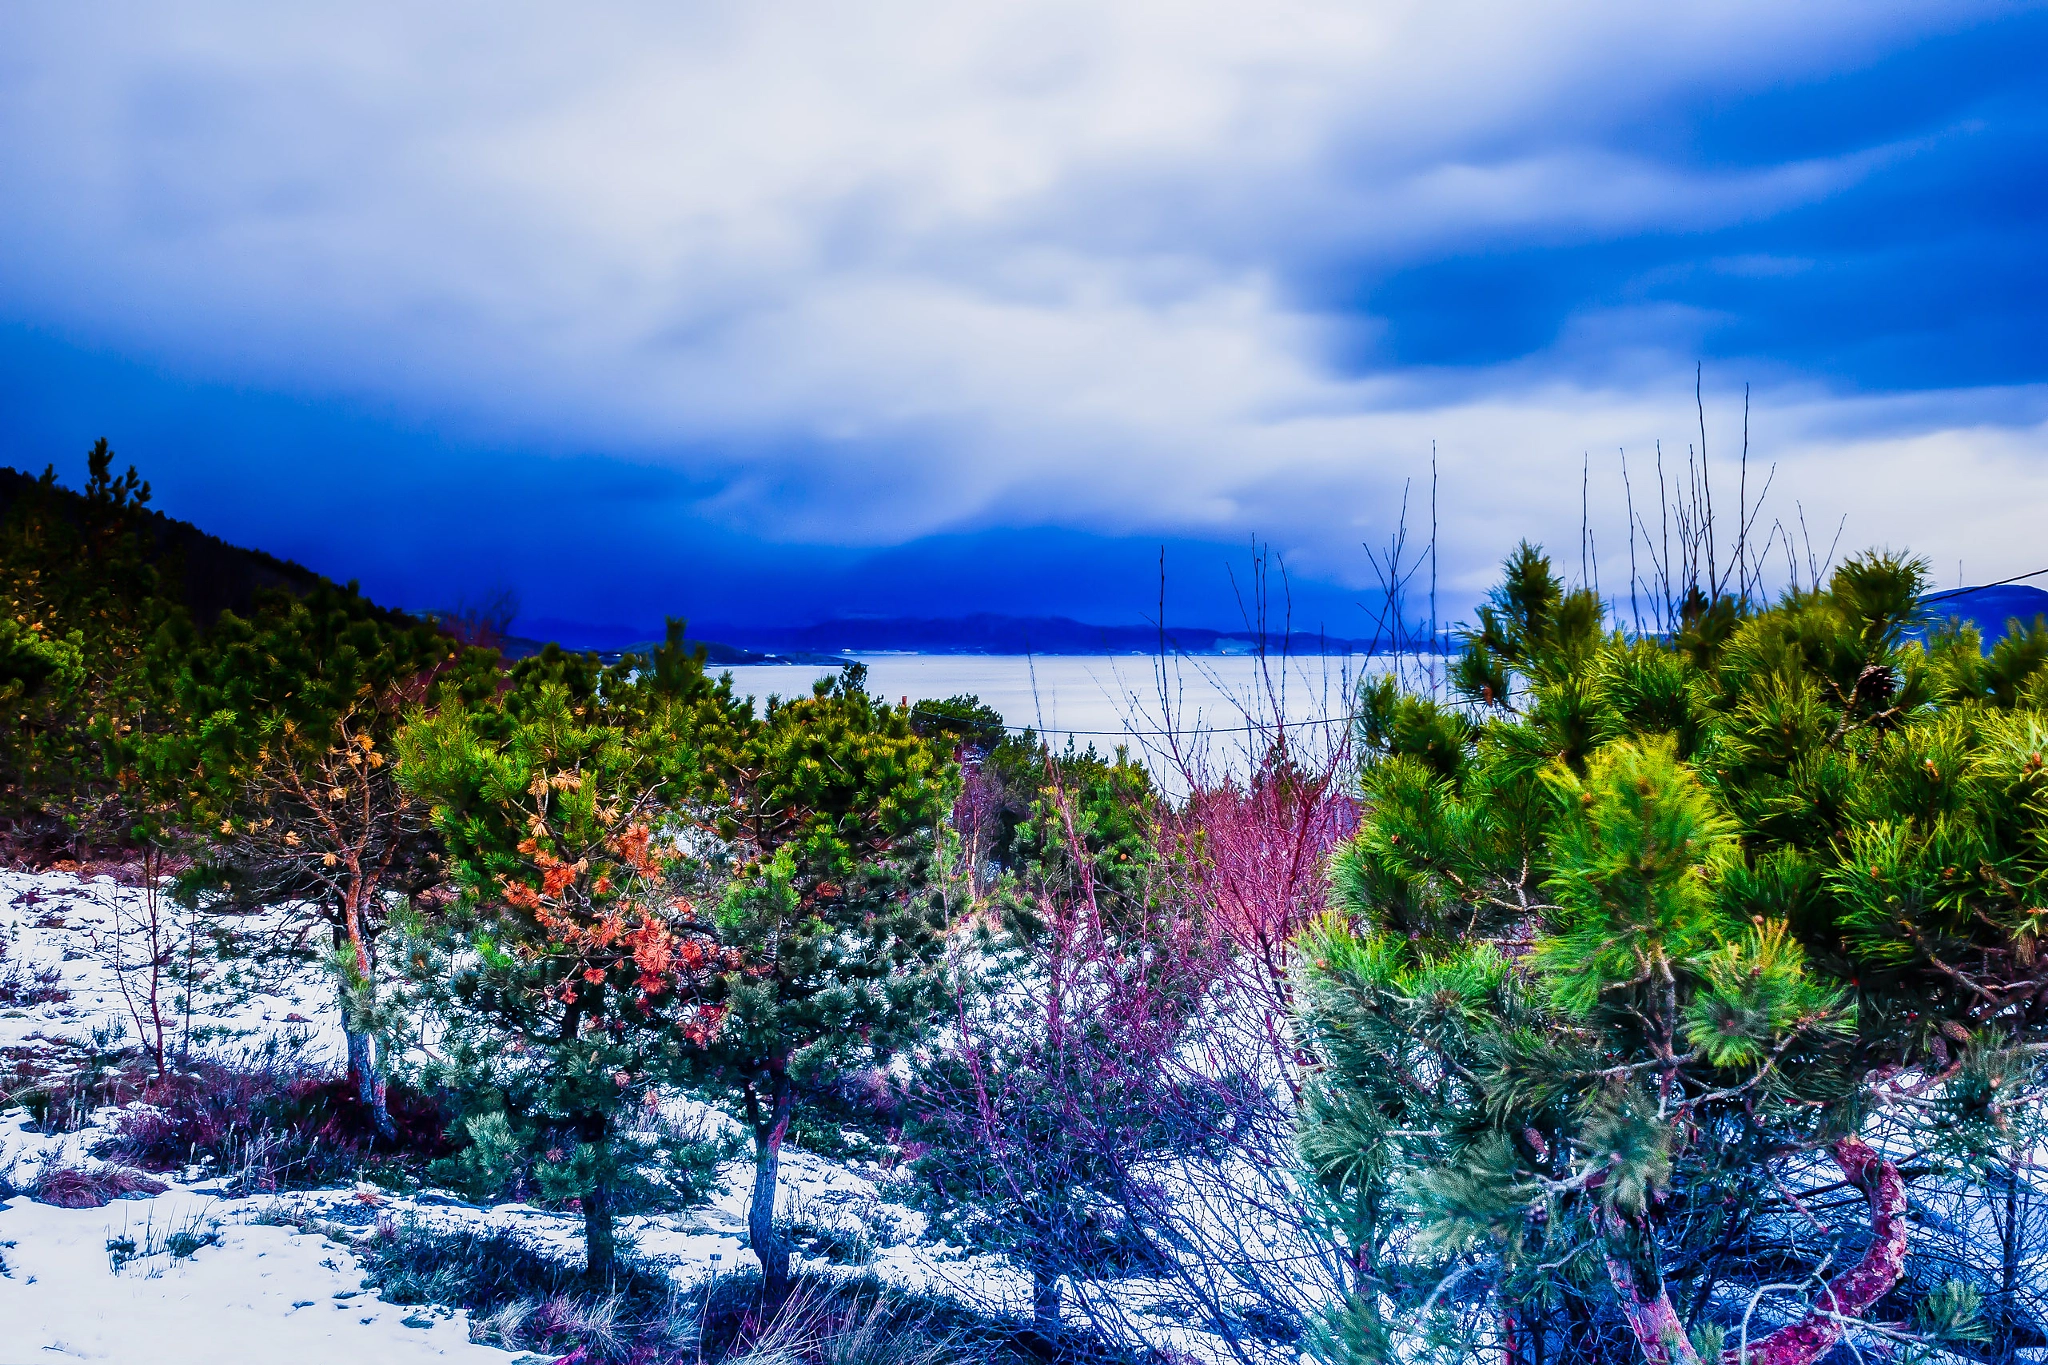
[0,0,2037,597]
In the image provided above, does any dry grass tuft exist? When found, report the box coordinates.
[31,1163,168,1208]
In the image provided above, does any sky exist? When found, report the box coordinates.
[1,2,2044,640]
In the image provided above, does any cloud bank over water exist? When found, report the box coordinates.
[0,2,2043,629]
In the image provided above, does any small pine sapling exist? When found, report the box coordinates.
[686,665,956,1301]
[399,629,735,1282]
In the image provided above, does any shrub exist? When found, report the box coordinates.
[31,1162,166,1208]
[688,1274,1146,1365]
[709,1279,970,1365]
[358,1222,679,1361]
[96,1049,451,1192]
[909,754,1206,1336]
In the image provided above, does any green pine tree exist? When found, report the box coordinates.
[683,664,957,1301]
[0,442,180,849]
[1301,547,2035,1365]
[395,625,726,1281]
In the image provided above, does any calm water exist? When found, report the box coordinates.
[717,653,1410,770]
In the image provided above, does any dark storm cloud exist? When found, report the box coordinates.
[0,2,2042,631]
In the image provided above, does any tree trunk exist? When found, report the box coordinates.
[1592,1175,1702,1365]
[748,1069,796,1302]
[2002,1154,2022,1317]
[581,1114,616,1285]
[334,923,395,1142]
[344,1028,396,1142]
[1600,1137,1907,1365]
[1598,1208,1703,1365]
[1721,1137,1907,1365]
[1032,1266,1062,1337]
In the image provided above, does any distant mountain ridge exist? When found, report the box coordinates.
[687,612,1429,657]
[506,618,847,664]
[510,612,1428,663]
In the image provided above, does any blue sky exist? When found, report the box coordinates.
[1,2,2044,638]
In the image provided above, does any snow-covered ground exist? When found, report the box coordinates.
[24,864,2010,1365]
[0,868,1081,1362]
[0,1167,505,1363]
[0,867,346,1061]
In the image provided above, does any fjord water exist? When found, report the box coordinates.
[718,653,1397,763]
